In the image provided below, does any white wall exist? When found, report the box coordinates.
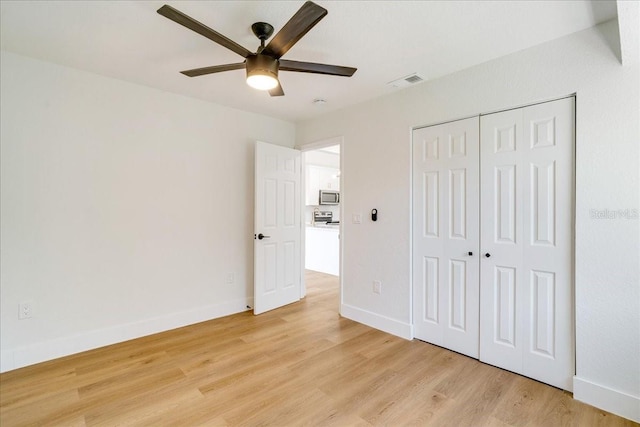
[0,51,295,372]
[297,19,639,422]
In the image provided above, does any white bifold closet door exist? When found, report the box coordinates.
[479,97,575,391]
[412,117,480,359]
[412,97,575,391]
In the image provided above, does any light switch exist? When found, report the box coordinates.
[352,213,362,224]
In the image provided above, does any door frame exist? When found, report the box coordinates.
[297,136,344,302]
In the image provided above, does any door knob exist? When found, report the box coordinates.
[485,253,491,258]
[257,233,270,240]
[468,251,473,256]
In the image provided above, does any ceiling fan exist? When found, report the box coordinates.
[157,1,357,97]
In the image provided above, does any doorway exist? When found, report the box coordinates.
[299,137,343,298]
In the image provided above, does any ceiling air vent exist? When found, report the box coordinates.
[387,73,426,88]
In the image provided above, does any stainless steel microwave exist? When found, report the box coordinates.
[319,189,340,205]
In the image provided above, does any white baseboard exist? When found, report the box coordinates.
[573,376,640,423]
[340,303,413,340]
[0,297,254,373]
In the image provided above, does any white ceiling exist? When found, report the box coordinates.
[0,1,617,123]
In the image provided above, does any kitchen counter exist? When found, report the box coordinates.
[307,222,340,229]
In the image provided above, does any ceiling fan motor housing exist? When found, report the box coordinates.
[246,54,279,80]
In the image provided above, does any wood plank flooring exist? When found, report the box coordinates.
[1,270,636,426]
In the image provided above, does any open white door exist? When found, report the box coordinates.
[254,141,302,314]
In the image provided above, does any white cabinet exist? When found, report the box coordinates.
[306,165,340,205]
[305,226,339,275]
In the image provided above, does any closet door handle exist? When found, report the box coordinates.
[485,253,491,258]
[468,251,473,256]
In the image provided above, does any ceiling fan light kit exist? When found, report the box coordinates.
[246,73,278,91]
[157,1,357,97]
[246,55,279,90]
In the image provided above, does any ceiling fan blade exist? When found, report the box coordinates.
[269,84,285,97]
[158,5,252,58]
[279,59,357,77]
[180,63,246,77]
[262,1,327,59]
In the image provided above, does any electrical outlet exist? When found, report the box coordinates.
[225,273,235,284]
[352,213,362,224]
[373,280,382,294]
[19,301,33,319]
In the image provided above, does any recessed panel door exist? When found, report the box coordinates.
[412,117,480,358]
[521,98,574,390]
[479,108,524,374]
[254,141,301,315]
[480,97,574,390]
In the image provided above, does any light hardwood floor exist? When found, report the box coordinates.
[1,270,636,426]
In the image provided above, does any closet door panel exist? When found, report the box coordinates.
[413,127,445,346]
[522,97,575,391]
[413,117,480,358]
[480,97,574,391]
[480,109,525,375]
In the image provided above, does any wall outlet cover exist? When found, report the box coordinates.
[19,301,34,319]
[373,280,382,294]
